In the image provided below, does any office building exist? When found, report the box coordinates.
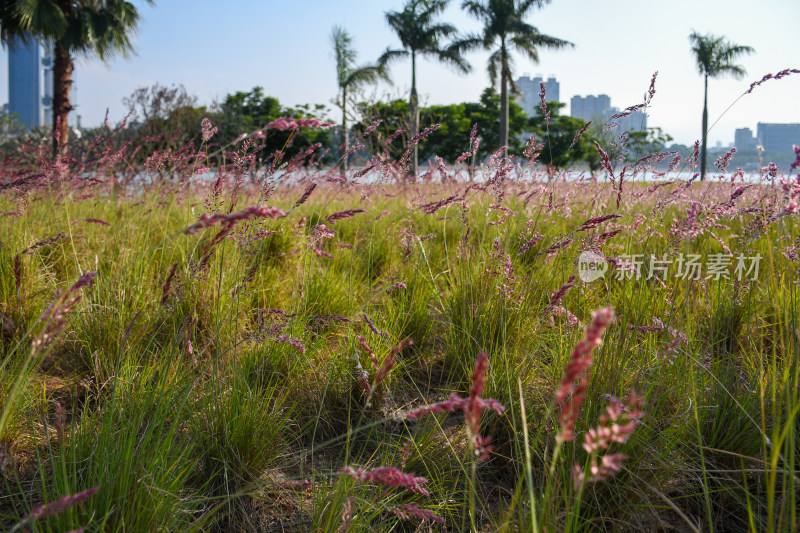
[613,108,647,133]
[7,38,54,129]
[570,94,646,133]
[516,75,559,117]
[734,127,758,151]
[570,94,611,122]
[756,123,800,153]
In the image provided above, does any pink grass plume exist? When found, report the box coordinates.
[292,183,317,210]
[160,263,178,305]
[341,466,430,496]
[373,338,413,387]
[324,209,365,224]
[404,352,504,461]
[545,275,576,315]
[389,503,445,523]
[593,141,615,184]
[791,145,800,171]
[745,68,800,94]
[576,214,621,232]
[556,307,615,444]
[22,486,99,524]
[183,205,286,235]
[265,117,334,130]
[570,121,592,149]
[539,82,551,124]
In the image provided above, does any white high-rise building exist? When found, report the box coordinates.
[734,127,758,151]
[570,94,646,133]
[516,75,560,117]
[612,107,647,133]
[757,123,800,153]
[570,94,611,122]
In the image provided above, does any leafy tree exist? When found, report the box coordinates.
[451,87,532,159]
[331,25,389,175]
[460,0,572,151]
[666,143,693,160]
[124,83,198,125]
[117,86,333,167]
[214,87,334,164]
[354,98,413,159]
[218,87,282,136]
[527,102,596,169]
[689,31,754,180]
[0,110,24,145]
[379,0,471,175]
[626,127,674,161]
[1,0,154,152]
[356,87,535,163]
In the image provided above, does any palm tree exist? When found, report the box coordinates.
[380,0,471,175]
[1,0,154,153]
[461,0,572,151]
[689,31,754,180]
[331,25,389,175]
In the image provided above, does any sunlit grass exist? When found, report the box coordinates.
[1,142,799,532]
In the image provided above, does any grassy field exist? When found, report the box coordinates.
[1,130,799,532]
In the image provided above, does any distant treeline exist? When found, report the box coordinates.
[4,83,791,172]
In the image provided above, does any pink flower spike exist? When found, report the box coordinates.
[183,205,286,234]
[24,486,100,523]
[556,308,615,443]
[545,275,576,315]
[389,503,445,523]
[341,466,430,496]
[374,338,413,386]
[265,117,334,130]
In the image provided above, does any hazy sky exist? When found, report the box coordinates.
[1,0,798,146]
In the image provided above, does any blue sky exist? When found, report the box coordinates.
[1,0,798,146]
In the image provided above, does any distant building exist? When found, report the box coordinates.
[756,123,800,153]
[516,75,559,116]
[7,38,55,129]
[570,94,646,133]
[734,127,758,151]
[570,94,611,122]
[612,108,647,133]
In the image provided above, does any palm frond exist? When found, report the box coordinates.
[377,47,410,67]
[13,0,67,38]
[77,1,143,61]
[345,63,391,91]
[689,30,753,79]
[519,0,550,13]
[426,21,459,42]
[511,27,573,57]
[461,0,490,23]
[717,64,748,80]
[504,53,518,93]
[487,48,502,87]
[331,25,358,87]
[450,32,486,54]
[464,0,571,95]
[3,0,146,58]
[435,41,473,73]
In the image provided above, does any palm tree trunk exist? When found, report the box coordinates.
[700,74,708,181]
[52,40,73,155]
[341,90,349,178]
[410,52,419,178]
[499,44,509,151]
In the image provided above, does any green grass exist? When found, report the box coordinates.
[1,163,798,532]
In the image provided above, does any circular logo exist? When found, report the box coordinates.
[577,251,608,283]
